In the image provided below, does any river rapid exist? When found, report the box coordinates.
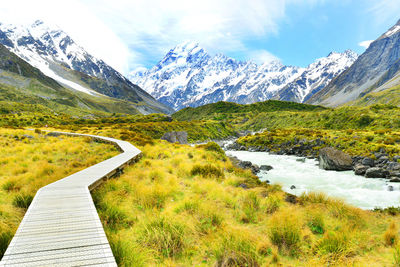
[227,150,400,210]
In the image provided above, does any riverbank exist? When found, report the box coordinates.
[229,128,400,182]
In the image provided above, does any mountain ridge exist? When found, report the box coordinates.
[130,41,357,110]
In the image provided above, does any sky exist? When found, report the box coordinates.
[0,0,399,75]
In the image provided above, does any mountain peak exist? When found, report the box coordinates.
[157,41,208,69]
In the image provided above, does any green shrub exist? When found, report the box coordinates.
[196,142,225,155]
[2,180,20,192]
[307,213,325,234]
[191,164,224,179]
[12,193,33,209]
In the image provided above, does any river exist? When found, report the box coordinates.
[227,150,400,210]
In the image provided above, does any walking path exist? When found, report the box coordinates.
[0,132,141,266]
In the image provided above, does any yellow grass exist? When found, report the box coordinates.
[0,128,118,256]
[92,140,400,266]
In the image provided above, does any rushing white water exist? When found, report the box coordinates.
[227,150,400,210]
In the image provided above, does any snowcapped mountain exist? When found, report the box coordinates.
[130,41,357,110]
[0,20,173,114]
[276,50,358,103]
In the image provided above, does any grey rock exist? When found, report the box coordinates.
[388,185,394,191]
[160,131,188,144]
[387,162,400,172]
[390,178,400,183]
[260,165,273,171]
[296,158,306,163]
[22,134,34,139]
[319,147,353,171]
[354,164,369,175]
[290,185,296,190]
[393,156,400,162]
[365,167,389,178]
[361,157,375,167]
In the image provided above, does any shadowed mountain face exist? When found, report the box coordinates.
[129,41,356,111]
[308,19,400,107]
[0,20,173,114]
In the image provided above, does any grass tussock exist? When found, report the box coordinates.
[137,216,187,258]
[384,222,399,246]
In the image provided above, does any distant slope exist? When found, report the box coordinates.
[0,43,143,116]
[0,20,173,114]
[172,100,326,121]
[350,83,400,107]
[308,19,400,107]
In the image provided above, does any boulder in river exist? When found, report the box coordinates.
[365,167,389,178]
[361,157,375,167]
[296,158,306,163]
[390,178,400,183]
[354,164,369,175]
[318,147,353,171]
[260,165,273,171]
[161,131,188,144]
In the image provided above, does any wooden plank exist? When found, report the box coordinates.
[0,132,141,266]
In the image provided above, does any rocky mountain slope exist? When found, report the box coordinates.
[308,19,400,107]
[130,41,357,110]
[0,43,143,115]
[0,20,173,114]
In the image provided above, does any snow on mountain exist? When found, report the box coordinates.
[129,41,306,110]
[0,20,100,95]
[0,20,173,114]
[130,41,357,110]
[276,50,358,103]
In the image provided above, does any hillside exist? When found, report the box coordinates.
[0,44,146,116]
[172,100,326,121]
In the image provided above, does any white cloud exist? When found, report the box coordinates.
[248,50,280,64]
[78,0,321,70]
[0,0,324,74]
[0,0,131,73]
[358,40,373,49]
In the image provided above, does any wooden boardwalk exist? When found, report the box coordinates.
[0,132,141,266]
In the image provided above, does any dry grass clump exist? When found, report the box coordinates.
[268,208,302,256]
[137,216,188,258]
[213,230,260,267]
[384,222,399,246]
